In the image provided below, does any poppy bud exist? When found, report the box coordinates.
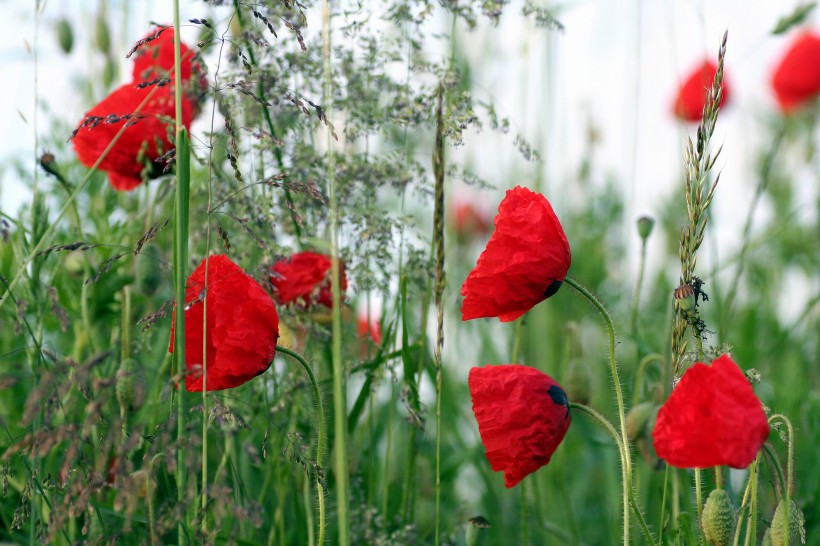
[565,359,591,406]
[136,244,162,295]
[466,516,491,546]
[55,18,73,54]
[116,358,145,412]
[770,499,805,546]
[95,13,111,55]
[674,284,696,312]
[701,489,736,546]
[637,216,655,240]
[761,529,773,546]
[626,402,657,441]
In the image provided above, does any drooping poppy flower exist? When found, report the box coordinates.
[71,27,206,191]
[270,251,348,308]
[469,365,571,488]
[72,83,195,190]
[169,255,280,392]
[460,186,571,322]
[672,60,730,122]
[652,355,769,469]
[771,32,820,113]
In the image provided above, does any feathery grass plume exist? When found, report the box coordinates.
[671,30,728,377]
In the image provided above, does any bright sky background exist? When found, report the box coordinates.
[1,0,817,319]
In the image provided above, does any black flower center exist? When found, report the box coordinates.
[544,280,563,298]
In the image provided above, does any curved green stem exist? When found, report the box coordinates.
[632,353,663,406]
[565,277,633,545]
[569,403,654,546]
[277,346,326,545]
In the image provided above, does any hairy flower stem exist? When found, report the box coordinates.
[694,469,703,542]
[172,5,190,543]
[321,1,348,544]
[631,233,648,337]
[565,277,633,546]
[569,403,654,545]
[277,346,326,545]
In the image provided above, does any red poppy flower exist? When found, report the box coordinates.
[131,27,204,87]
[357,310,382,345]
[652,355,769,469]
[72,83,195,190]
[469,365,571,488]
[672,60,730,122]
[460,186,571,322]
[451,199,491,240]
[169,255,280,392]
[270,251,348,308]
[771,32,820,113]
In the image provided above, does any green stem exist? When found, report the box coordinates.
[276,346,326,545]
[695,468,703,543]
[565,277,633,545]
[321,1,347,543]
[631,236,648,336]
[172,5,189,543]
[568,403,654,545]
[632,353,663,407]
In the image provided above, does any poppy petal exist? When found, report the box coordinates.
[270,251,348,308]
[672,60,730,122]
[771,32,820,112]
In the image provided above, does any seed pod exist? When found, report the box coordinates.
[701,489,736,546]
[136,244,163,295]
[674,283,696,312]
[466,516,490,546]
[95,12,111,55]
[770,499,805,546]
[637,215,655,240]
[55,18,73,54]
[116,358,145,412]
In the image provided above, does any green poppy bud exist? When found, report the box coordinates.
[701,489,736,546]
[626,402,657,441]
[55,18,73,54]
[116,358,145,412]
[761,529,773,546]
[565,359,591,406]
[770,499,805,546]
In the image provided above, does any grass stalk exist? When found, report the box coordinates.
[172,4,190,543]
[321,1,348,543]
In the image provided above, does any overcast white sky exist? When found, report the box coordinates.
[1,0,817,316]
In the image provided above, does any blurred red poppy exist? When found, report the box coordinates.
[771,32,820,113]
[72,83,195,191]
[72,27,205,191]
[673,60,730,122]
[169,255,280,392]
[270,251,348,308]
[469,365,571,488]
[460,186,570,322]
[357,310,382,345]
[451,200,491,241]
[652,355,769,469]
[131,27,205,88]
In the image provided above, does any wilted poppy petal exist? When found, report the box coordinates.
[461,186,570,322]
[270,251,348,308]
[672,60,730,122]
[771,32,820,113]
[169,255,280,392]
[652,355,769,469]
[469,365,571,488]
